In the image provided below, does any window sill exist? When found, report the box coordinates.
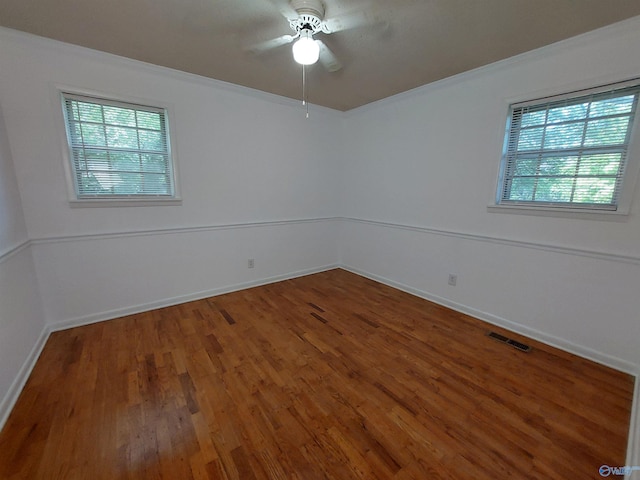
[486,204,629,221]
[69,198,183,208]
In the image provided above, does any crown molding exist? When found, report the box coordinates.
[346,15,640,116]
[0,26,341,117]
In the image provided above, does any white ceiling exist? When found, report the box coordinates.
[1,0,640,111]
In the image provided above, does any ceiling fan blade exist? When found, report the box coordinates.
[316,40,343,72]
[323,10,386,34]
[248,34,295,54]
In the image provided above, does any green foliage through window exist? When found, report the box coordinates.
[62,93,174,198]
[499,83,639,210]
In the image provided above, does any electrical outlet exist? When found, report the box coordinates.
[448,274,457,286]
[248,259,255,269]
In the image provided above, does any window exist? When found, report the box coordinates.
[61,93,177,202]
[497,80,640,212]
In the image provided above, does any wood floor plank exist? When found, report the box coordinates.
[0,269,634,479]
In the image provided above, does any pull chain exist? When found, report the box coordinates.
[302,64,309,118]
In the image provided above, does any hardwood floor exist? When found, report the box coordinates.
[0,269,634,479]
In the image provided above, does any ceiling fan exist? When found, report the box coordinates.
[250,0,382,72]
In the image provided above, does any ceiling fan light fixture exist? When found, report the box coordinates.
[292,30,319,65]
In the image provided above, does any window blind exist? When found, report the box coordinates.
[499,82,640,210]
[62,93,174,198]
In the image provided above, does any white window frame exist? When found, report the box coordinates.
[490,78,640,219]
[54,86,181,207]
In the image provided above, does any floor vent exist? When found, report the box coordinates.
[487,331,531,352]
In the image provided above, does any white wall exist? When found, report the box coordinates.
[0,103,46,426]
[0,30,345,239]
[1,16,640,437]
[340,17,640,372]
[0,27,343,423]
[0,28,343,330]
[32,219,339,329]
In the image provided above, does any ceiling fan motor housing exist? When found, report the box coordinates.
[289,0,326,34]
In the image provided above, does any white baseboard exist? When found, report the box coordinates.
[626,379,640,479]
[340,264,638,376]
[340,264,640,475]
[0,325,51,431]
[3,262,638,472]
[48,264,340,332]
[1,264,339,432]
